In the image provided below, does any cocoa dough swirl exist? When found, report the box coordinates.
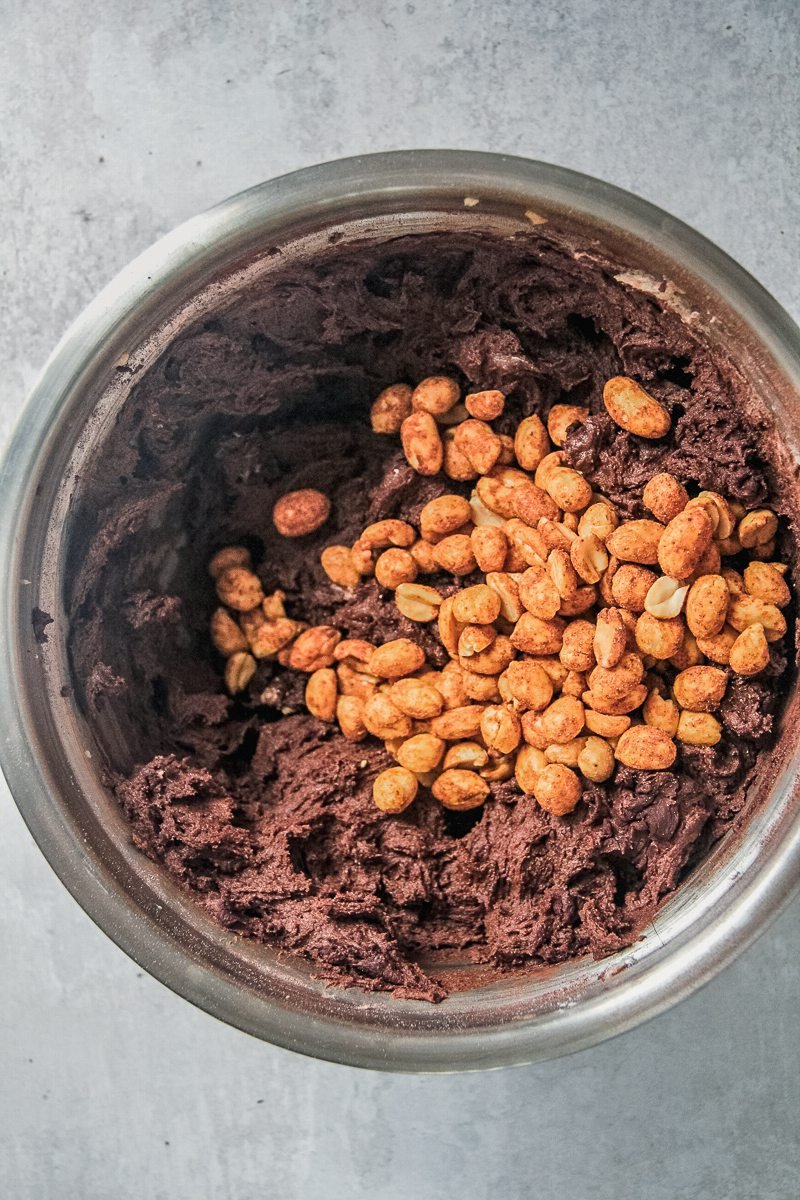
[67,229,794,1001]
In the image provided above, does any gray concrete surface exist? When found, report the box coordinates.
[2,1,799,1197]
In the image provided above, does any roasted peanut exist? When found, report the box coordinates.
[287,625,341,671]
[611,564,658,611]
[593,607,628,669]
[644,575,689,619]
[727,595,787,642]
[607,520,664,566]
[559,619,596,672]
[546,467,593,513]
[738,508,778,550]
[673,665,728,712]
[539,695,585,744]
[458,624,496,659]
[437,596,464,657]
[452,584,502,625]
[210,608,248,657]
[657,506,715,580]
[695,626,738,666]
[431,704,486,740]
[363,693,413,739]
[433,768,490,810]
[603,376,671,438]
[320,545,362,589]
[578,501,619,544]
[410,539,438,574]
[465,389,505,420]
[216,566,264,612]
[514,415,550,471]
[643,688,680,735]
[373,766,418,813]
[305,668,338,721]
[643,473,689,524]
[370,382,413,433]
[369,639,427,679]
[359,519,416,550]
[225,651,256,694]
[677,711,722,746]
[471,526,508,573]
[481,705,522,754]
[433,534,478,576]
[511,613,565,656]
[685,574,728,638]
[515,744,548,793]
[442,428,478,481]
[485,571,525,622]
[577,736,615,783]
[743,562,791,608]
[396,733,446,774]
[336,695,368,741]
[635,612,684,660]
[390,677,444,719]
[502,659,554,712]
[419,494,472,542]
[401,410,444,475]
[729,624,770,676]
[570,533,608,584]
[460,634,515,676]
[547,404,589,446]
[615,725,676,769]
[444,742,489,770]
[518,567,562,620]
[273,489,330,538]
[548,548,579,599]
[584,710,631,737]
[411,375,460,415]
[533,764,582,815]
[395,582,443,622]
[454,419,503,475]
[375,548,418,590]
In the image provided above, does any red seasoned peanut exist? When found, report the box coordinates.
[433,534,478,576]
[210,608,248,657]
[695,625,738,665]
[435,662,469,710]
[539,695,585,744]
[389,677,444,719]
[593,607,628,669]
[461,667,502,702]
[336,695,368,742]
[432,769,490,810]
[480,705,522,755]
[400,410,443,475]
[611,564,658,612]
[437,595,464,657]
[614,726,676,770]
[216,566,264,612]
[603,376,671,438]
[673,666,728,712]
[305,668,338,721]
[643,688,680,736]
[370,382,413,433]
[419,494,472,540]
[584,710,631,737]
[514,415,550,471]
[431,705,486,740]
[287,625,341,671]
[224,651,256,694]
[634,612,684,659]
[362,693,413,739]
[578,501,619,544]
[273,489,330,537]
[373,766,418,813]
[548,548,579,599]
[584,683,648,715]
[532,763,582,815]
[657,506,715,579]
[454,419,503,474]
[515,745,547,793]
[460,635,514,676]
[471,526,508,573]
[738,508,778,549]
[677,711,722,746]
[374,548,417,590]
[559,620,596,672]
[729,624,770,676]
[501,659,554,712]
[442,429,477,481]
[410,539,438,574]
[359,519,416,550]
[465,389,505,420]
[369,639,427,679]
[544,738,588,768]
[606,520,664,566]
[443,741,489,771]
[743,562,791,607]
[589,651,644,702]
[545,467,593,513]
[511,613,565,656]
[727,595,787,642]
[558,586,598,617]
[686,574,728,638]
[395,582,443,622]
[458,624,496,659]
[577,737,616,783]
[320,545,362,589]
[642,473,689,524]
[547,404,589,447]
[452,584,502,625]
[411,375,460,415]
[475,467,532,517]
[518,567,562,620]
[570,533,608,584]
[395,734,446,774]
[485,572,524,622]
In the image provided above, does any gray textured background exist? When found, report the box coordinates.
[2,2,799,1198]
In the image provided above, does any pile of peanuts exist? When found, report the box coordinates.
[207,373,790,820]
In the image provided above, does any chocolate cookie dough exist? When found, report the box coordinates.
[67,229,795,1002]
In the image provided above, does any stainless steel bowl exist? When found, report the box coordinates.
[2,151,800,1072]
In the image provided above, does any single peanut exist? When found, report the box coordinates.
[359,519,416,550]
[635,612,684,660]
[305,668,338,721]
[559,619,596,672]
[593,607,628,669]
[578,501,619,544]
[363,692,413,739]
[547,404,589,446]
[273,489,330,538]
[452,584,502,625]
[370,382,413,433]
[603,376,671,438]
[643,474,689,524]
[511,613,565,656]
[514,415,550,471]
[320,545,362,589]
[743,562,791,607]
[401,410,444,475]
[419,494,473,541]
[210,608,248,656]
[677,711,722,747]
[481,705,522,754]
[518,567,562,620]
[611,564,658,611]
[208,545,251,578]
[577,736,615,783]
[454,419,503,475]
[433,534,478,576]
[673,665,728,712]
[729,624,770,676]
[444,742,489,771]
[643,688,680,735]
[727,595,787,642]
[615,726,677,770]
[224,651,256,694]
[396,734,446,774]
[216,566,264,612]
[539,695,585,744]
[395,582,443,623]
[432,769,490,810]
[738,508,778,549]
[502,659,554,712]
[533,764,582,815]
[685,574,728,638]
[465,389,505,420]
[375,548,418,590]
[390,677,444,719]
[336,694,368,741]
[369,639,427,679]
[431,705,486,740]
[657,506,715,580]
[373,766,418,813]
[471,526,508,573]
